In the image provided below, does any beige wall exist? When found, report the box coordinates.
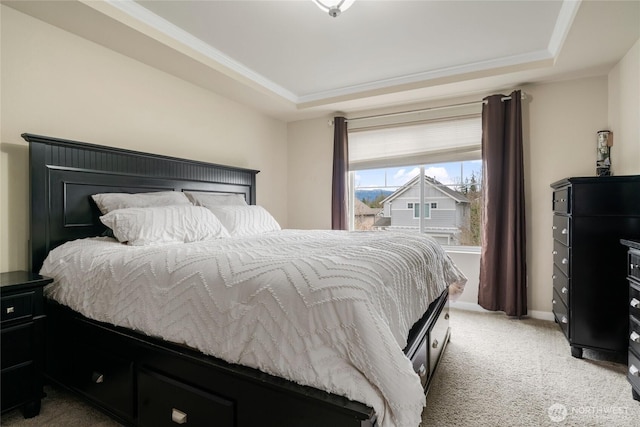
[608,37,640,175]
[0,6,288,271]
[286,117,334,230]
[523,76,609,315]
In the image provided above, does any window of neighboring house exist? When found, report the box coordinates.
[413,203,431,219]
[347,112,482,247]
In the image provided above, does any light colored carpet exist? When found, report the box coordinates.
[2,308,639,426]
[422,309,639,426]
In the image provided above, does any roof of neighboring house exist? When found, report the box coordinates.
[381,175,469,204]
[373,217,391,227]
[354,199,382,216]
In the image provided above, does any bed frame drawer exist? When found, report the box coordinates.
[429,302,450,376]
[411,337,428,389]
[70,343,134,421]
[138,368,235,427]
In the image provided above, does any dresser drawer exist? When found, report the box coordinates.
[629,249,640,281]
[138,368,235,427]
[1,292,34,324]
[552,215,570,246]
[630,284,640,319]
[553,240,570,276]
[1,322,35,369]
[552,290,569,339]
[410,336,428,389]
[630,317,640,356]
[552,188,570,213]
[552,265,569,307]
[628,351,640,393]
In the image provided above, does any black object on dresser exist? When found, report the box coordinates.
[0,271,51,418]
[551,176,640,359]
[621,239,640,401]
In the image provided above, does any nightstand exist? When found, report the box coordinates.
[1,271,51,418]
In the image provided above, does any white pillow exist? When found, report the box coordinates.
[185,191,248,207]
[92,191,191,214]
[205,205,280,237]
[99,205,230,246]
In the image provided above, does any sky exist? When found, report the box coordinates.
[354,160,482,190]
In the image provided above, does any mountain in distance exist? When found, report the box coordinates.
[355,189,394,204]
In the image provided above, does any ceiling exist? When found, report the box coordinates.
[4,0,640,121]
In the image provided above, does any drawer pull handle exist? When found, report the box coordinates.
[552,225,557,230]
[91,372,104,384]
[6,306,14,314]
[417,363,427,377]
[552,250,558,255]
[630,331,640,343]
[552,274,557,280]
[561,258,568,265]
[561,287,568,294]
[432,339,439,349]
[631,298,640,309]
[630,365,640,377]
[552,299,556,305]
[631,263,638,270]
[172,408,188,424]
[561,228,568,235]
[561,316,568,324]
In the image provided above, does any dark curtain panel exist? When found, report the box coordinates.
[478,90,527,317]
[331,117,349,230]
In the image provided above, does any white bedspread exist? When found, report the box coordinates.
[41,230,466,427]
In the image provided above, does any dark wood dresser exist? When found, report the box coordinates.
[0,271,51,418]
[621,239,640,401]
[551,176,640,358]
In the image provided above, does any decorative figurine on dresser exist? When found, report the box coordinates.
[0,271,51,418]
[621,239,640,401]
[551,175,640,359]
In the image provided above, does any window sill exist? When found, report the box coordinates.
[442,245,481,254]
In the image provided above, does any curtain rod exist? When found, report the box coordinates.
[345,92,526,124]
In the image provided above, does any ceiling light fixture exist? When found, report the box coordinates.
[313,0,356,18]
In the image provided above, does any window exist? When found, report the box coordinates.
[348,113,482,247]
[413,203,430,219]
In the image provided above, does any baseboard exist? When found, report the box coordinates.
[450,301,554,321]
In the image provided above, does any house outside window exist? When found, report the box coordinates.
[351,164,481,246]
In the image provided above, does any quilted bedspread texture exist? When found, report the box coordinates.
[41,230,467,427]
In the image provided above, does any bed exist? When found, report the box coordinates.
[25,133,466,427]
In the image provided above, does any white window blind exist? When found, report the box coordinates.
[348,115,482,170]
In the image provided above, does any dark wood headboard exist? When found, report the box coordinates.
[24,133,259,273]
